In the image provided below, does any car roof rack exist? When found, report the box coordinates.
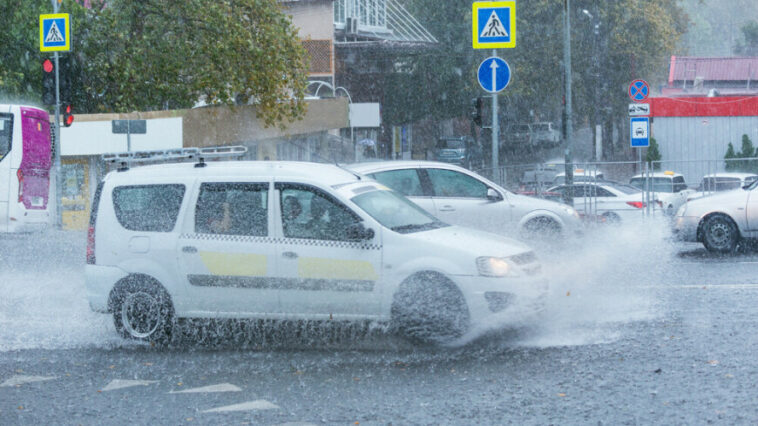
[102,145,248,171]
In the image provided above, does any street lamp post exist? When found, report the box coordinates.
[563,0,574,205]
[307,81,354,160]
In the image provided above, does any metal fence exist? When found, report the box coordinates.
[474,157,758,220]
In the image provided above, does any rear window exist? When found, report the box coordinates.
[437,139,464,149]
[0,113,12,160]
[112,184,185,232]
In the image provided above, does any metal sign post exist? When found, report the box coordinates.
[477,55,510,183]
[40,4,71,229]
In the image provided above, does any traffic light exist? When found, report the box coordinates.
[42,59,55,105]
[471,97,483,126]
[58,56,71,105]
[63,104,74,127]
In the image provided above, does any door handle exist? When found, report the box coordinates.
[438,205,455,212]
[182,246,198,253]
[282,251,298,259]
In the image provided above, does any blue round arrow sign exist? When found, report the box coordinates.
[478,57,511,93]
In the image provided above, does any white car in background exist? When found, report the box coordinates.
[552,169,604,185]
[674,179,758,253]
[686,173,758,201]
[547,181,651,224]
[628,171,694,215]
[347,161,583,241]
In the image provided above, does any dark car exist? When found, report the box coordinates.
[433,136,484,169]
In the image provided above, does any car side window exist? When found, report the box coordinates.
[112,184,185,232]
[370,169,424,196]
[278,185,361,241]
[426,168,488,198]
[195,182,268,236]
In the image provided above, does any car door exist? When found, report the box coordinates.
[274,183,382,319]
[177,180,281,315]
[367,168,436,215]
[745,185,758,231]
[423,167,513,233]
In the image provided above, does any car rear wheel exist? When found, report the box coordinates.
[391,272,470,345]
[701,215,739,253]
[111,277,174,345]
[601,212,621,225]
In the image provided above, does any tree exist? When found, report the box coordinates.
[0,0,308,127]
[646,138,662,170]
[724,142,737,171]
[735,21,758,55]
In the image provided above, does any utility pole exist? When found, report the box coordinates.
[562,0,574,205]
[492,49,501,184]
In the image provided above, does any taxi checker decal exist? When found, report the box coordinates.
[181,233,381,251]
[187,275,375,292]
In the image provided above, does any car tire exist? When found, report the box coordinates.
[520,217,562,241]
[111,276,174,346]
[701,215,739,253]
[601,212,621,225]
[390,272,470,345]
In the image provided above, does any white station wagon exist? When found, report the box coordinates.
[86,154,547,345]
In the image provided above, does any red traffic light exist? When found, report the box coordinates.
[63,104,74,127]
[43,59,54,73]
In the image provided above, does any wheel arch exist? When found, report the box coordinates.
[107,273,172,313]
[517,209,565,233]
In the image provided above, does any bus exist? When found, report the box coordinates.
[0,104,52,232]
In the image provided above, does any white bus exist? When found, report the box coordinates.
[0,104,52,232]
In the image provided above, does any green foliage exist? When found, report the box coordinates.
[646,137,662,170]
[0,0,308,127]
[393,0,687,160]
[725,135,758,172]
[735,21,758,55]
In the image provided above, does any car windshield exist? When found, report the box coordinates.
[532,123,549,131]
[629,177,675,193]
[351,188,447,233]
[437,139,465,149]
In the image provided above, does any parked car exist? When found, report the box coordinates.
[506,123,532,146]
[673,178,758,253]
[553,169,605,185]
[547,181,650,224]
[687,173,758,202]
[86,156,547,346]
[628,171,694,215]
[530,122,561,146]
[347,161,583,240]
[433,136,484,169]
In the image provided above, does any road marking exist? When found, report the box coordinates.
[643,284,758,290]
[169,383,242,394]
[202,400,280,413]
[101,379,158,392]
[0,375,56,387]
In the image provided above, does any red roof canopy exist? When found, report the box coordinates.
[669,56,758,84]
[650,96,758,117]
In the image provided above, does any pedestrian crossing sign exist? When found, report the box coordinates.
[40,14,70,52]
[473,2,516,49]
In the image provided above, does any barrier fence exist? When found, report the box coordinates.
[474,156,758,221]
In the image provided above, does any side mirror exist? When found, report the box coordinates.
[346,222,375,241]
[486,188,502,201]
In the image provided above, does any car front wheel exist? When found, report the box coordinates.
[701,215,739,253]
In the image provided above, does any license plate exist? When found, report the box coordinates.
[31,196,44,207]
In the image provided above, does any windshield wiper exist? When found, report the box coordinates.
[391,221,444,233]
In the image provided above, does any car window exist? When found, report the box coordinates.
[112,184,185,232]
[279,185,360,241]
[426,168,488,198]
[195,182,268,236]
[0,113,12,160]
[370,169,425,196]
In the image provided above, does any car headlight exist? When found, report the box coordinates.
[476,257,519,277]
[676,204,687,217]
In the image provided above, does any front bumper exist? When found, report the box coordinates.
[672,215,700,242]
[456,274,549,327]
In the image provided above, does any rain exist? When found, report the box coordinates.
[3,0,758,424]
